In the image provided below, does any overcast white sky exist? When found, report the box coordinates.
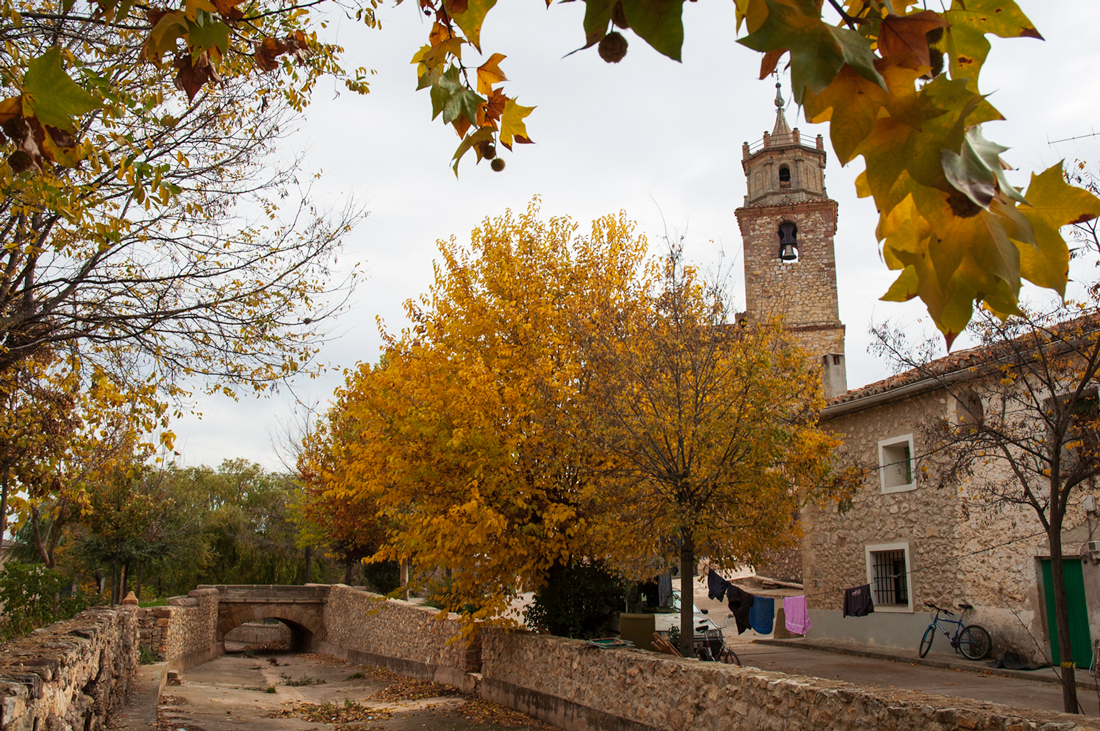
[169,1,1100,471]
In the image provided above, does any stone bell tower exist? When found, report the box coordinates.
[736,82,847,397]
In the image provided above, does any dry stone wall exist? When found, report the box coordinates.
[0,606,137,731]
[480,628,1099,731]
[319,585,479,692]
[136,588,220,670]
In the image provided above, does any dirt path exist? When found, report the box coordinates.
[157,653,558,731]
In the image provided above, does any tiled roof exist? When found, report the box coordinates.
[824,313,1100,416]
[827,344,987,409]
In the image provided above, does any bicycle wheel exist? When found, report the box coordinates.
[919,625,936,658]
[719,647,740,665]
[958,625,991,661]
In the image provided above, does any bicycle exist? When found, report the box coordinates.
[919,602,992,660]
[694,611,740,665]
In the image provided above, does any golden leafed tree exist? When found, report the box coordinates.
[323,200,649,619]
[581,244,853,654]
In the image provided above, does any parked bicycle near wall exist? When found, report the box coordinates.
[694,611,740,665]
[919,602,991,660]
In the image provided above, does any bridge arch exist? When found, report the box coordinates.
[202,584,330,653]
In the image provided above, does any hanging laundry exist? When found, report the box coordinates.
[749,595,775,635]
[726,585,754,635]
[843,584,875,618]
[657,571,673,608]
[783,595,811,635]
[706,567,733,602]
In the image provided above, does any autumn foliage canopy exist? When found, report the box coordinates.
[297,201,852,621]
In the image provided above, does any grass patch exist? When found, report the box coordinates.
[138,646,160,665]
[280,675,325,687]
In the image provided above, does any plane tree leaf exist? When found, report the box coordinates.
[583,0,617,48]
[499,99,534,150]
[449,0,497,52]
[1013,164,1100,296]
[22,47,100,133]
[621,0,684,62]
[476,53,507,95]
[739,0,883,104]
[878,11,947,68]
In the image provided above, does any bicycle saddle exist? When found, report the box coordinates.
[958,602,973,610]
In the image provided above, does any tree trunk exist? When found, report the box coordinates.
[111,547,120,605]
[135,562,145,600]
[1048,526,1080,714]
[344,559,353,585]
[0,462,10,541]
[304,546,312,584]
[679,531,695,657]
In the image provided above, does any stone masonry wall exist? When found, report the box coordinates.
[136,588,220,669]
[479,628,1099,731]
[737,199,841,339]
[0,606,137,731]
[805,384,1091,663]
[804,391,959,615]
[319,585,479,691]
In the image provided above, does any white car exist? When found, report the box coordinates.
[653,589,727,634]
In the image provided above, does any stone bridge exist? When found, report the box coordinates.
[199,584,331,652]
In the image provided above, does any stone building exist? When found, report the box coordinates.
[799,335,1100,665]
[735,87,1100,665]
[736,82,846,399]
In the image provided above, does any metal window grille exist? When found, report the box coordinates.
[870,549,908,605]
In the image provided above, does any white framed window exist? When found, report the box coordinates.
[878,434,915,493]
[865,542,913,613]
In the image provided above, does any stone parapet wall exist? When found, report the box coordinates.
[479,628,1098,731]
[136,588,220,670]
[0,606,137,731]
[319,585,479,691]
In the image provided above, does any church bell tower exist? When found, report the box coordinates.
[736,82,847,398]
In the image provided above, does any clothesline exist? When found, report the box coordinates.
[702,528,1048,604]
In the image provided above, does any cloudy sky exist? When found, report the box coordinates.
[170,1,1100,470]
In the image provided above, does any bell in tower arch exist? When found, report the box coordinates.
[778,221,798,262]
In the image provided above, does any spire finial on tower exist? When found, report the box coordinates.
[771,79,792,138]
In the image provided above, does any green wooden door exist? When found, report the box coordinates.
[1041,558,1094,668]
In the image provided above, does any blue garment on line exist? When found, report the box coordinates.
[749,596,775,635]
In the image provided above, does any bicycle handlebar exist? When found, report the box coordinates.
[923,602,954,616]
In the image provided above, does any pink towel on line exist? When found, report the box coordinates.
[784,595,811,635]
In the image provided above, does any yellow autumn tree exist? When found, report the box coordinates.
[309,201,851,638]
[580,244,853,654]
[323,199,649,619]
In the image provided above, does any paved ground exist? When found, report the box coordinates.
[111,662,162,730]
[732,642,1100,716]
[143,653,557,731]
[682,572,1100,717]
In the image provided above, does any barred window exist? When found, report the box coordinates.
[869,548,909,606]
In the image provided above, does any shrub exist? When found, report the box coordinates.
[524,560,626,639]
[0,563,98,640]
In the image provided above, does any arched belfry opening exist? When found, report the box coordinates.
[779,164,791,187]
[779,221,798,262]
